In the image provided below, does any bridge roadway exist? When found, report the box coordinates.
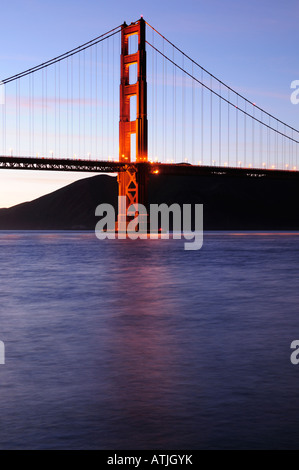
[0,155,299,180]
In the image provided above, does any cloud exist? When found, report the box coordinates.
[4,95,117,110]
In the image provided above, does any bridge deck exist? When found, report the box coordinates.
[0,156,299,180]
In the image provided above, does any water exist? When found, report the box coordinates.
[0,231,299,450]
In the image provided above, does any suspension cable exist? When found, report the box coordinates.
[145,20,299,136]
[2,26,122,84]
[146,40,299,145]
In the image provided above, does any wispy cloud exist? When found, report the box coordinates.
[4,95,117,110]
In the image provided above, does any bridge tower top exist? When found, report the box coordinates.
[119,17,148,163]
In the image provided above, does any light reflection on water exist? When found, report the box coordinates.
[0,231,299,449]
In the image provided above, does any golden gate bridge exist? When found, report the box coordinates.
[0,17,298,220]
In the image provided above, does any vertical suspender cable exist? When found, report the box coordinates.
[95,43,98,159]
[219,83,221,166]
[2,82,5,155]
[227,89,230,166]
[210,76,213,165]
[90,46,92,159]
[112,34,115,160]
[236,95,241,166]
[45,67,48,158]
[244,100,246,167]
[79,52,81,158]
[275,121,284,170]
[165,44,168,162]
[83,49,86,158]
[267,117,275,167]
[155,37,157,160]
[67,57,69,158]
[58,60,61,158]
[54,63,57,157]
[252,104,255,168]
[182,55,185,161]
[18,79,20,156]
[107,39,109,159]
[16,81,18,156]
[152,29,155,160]
[32,73,34,157]
[260,109,263,167]
[29,75,31,156]
[192,62,194,164]
[296,133,298,169]
[71,55,74,158]
[41,70,44,156]
[101,42,104,159]
[162,38,165,161]
[173,46,176,163]
[201,68,203,164]
[290,130,293,169]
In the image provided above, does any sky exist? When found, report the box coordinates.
[0,0,298,207]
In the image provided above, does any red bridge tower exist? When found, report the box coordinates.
[117,18,148,230]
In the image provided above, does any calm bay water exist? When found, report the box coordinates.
[0,231,299,449]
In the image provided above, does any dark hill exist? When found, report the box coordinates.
[0,172,298,230]
[149,174,299,230]
[0,175,118,230]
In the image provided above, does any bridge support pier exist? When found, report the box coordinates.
[116,164,149,233]
[117,18,148,232]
